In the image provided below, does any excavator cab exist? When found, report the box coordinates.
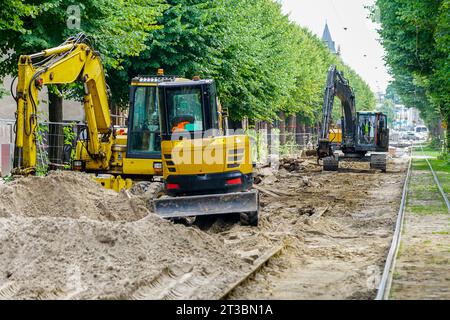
[123,75,222,177]
[153,78,259,225]
[376,113,389,150]
[356,112,389,151]
[127,86,161,155]
[161,80,218,136]
[75,73,172,178]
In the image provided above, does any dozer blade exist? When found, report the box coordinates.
[153,190,259,218]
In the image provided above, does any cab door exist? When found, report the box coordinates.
[123,85,163,175]
[376,114,389,151]
[357,113,376,147]
[126,85,161,159]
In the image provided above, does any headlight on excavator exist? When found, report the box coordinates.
[153,162,163,169]
[72,160,83,171]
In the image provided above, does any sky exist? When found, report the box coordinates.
[281,0,392,94]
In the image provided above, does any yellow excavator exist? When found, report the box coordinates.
[12,33,259,225]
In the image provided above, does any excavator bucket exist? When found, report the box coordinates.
[153,190,259,219]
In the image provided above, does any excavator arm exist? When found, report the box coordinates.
[317,65,356,159]
[13,33,112,174]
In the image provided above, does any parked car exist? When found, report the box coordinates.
[415,126,429,140]
[403,131,419,141]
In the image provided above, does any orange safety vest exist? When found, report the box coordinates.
[172,121,190,132]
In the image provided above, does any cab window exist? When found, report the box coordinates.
[128,86,161,154]
[166,86,204,133]
[209,84,219,129]
[358,114,376,145]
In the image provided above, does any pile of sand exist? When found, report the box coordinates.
[0,171,149,221]
[0,171,244,299]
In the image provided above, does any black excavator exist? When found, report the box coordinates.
[317,65,389,172]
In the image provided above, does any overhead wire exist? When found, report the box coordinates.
[330,0,347,31]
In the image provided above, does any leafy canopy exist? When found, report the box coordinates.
[1,0,375,126]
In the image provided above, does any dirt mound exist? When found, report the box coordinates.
[0,171,148,221]
[0,171,246,299]
[0,214,241,299]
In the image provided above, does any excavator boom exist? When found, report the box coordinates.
[318,65,356,159]
[13,33,113,174]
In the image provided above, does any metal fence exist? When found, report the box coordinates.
[0,119,15,176]
[0,120,317,176]
[247,131,317,165]
[0,119,84,175]
[35,121,85,171]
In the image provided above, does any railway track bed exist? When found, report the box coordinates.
[384,146,450,300]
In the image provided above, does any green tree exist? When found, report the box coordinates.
[1,0,376,143]
[212,0,298,121]
[0,0,164,167]
[0,1,164,72]
[0,0,164,103]
[375,0,449,152]
[108,0,224,108]
[0,0,37,98]
[0,0,37,33]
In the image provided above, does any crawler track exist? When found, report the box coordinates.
[126,243,286,300]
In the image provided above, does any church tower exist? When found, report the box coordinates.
[322,22,337,54]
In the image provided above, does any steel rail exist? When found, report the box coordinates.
[420,144,450,213]
[376,144,449,300]
[375,149,412,300]
[217,244,285,300]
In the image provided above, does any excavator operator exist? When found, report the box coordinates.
[172,120,190,132]
[170,99,197,132]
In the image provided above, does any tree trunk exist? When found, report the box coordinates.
[241,117,249,131]
[258,121,268,164]
[259,120,268,131]
[279,111,286,145]
[287,114,296,144]
[110,101,117,126]
[48,89,64,170]
[267,120,272,158]
[229,119,243,130]
[296,116,305,145]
